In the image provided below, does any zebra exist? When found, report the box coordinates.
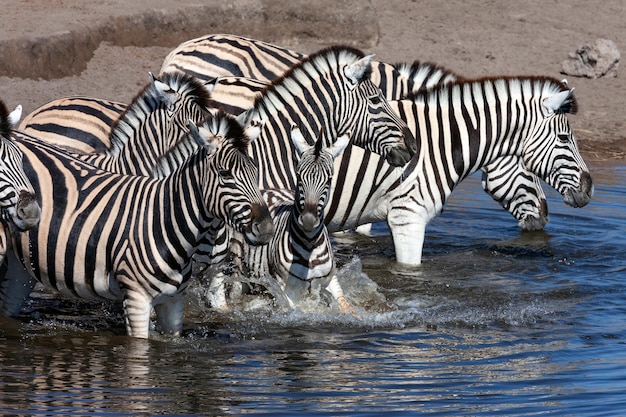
[160,33,414,99]
[157,69,593,269]
[0,102,40,233]
[209,127,353,313]
[324,76,592,265]
[159,34,550,231]
[2,110,274,338]
[0,101,41,271]
[21,72,216,175]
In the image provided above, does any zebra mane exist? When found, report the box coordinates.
[152,108,249,178]
[0,100,10,138]
[394,60,461,93]
[254,45,370,114]
[405,75,578,114]
[106,71,213,155]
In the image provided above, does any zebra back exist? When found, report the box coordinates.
[160,33,414,99]
[20,96,126,153]
[6,112,272,337]
[22,72,215,177]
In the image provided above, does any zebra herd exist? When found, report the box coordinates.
[0,34,593,338]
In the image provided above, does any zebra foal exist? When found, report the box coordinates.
[210,127,353,312]
[3,111,274,338]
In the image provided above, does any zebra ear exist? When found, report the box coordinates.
[236,107,264,142]
[290,125,311,156]
[236,107,255,129]
[204,77,218,95]
[188,120,219,155]
[329,132,351,159]
[7,104,22,128]
[152,74,178,108]
[344,54,374,85]
[543,88,574,115]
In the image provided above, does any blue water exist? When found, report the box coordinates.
[0,161,624,416]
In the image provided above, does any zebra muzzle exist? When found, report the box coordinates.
[8,191,41,231]
[385,127,416,167]
[245,203,274,245]
[563,171,593,208]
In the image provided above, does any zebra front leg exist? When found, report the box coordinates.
[122,289,154,339]
[387,207,428,266]
[0,249,38,316]
[154,292,184,336]
[325,275,355,314]
[206,272,231,312]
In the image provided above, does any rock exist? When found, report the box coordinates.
[561,38,620,78]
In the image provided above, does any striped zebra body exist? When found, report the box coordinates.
[160,34,550,231]
[3,111,273,338]
[21,72,216,176]
[212,128,353,312]
[20,96,126,153]
[160,33,414,99]
[324,76,591,265]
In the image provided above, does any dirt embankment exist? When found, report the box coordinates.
[0,0,623,160]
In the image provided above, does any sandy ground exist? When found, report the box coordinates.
[0,0,623,160]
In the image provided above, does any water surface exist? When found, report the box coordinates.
[0,161,624,416]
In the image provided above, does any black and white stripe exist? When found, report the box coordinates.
[160,34,550,230]
[2,111,273,338]
[325,76,591,265]
[21,72,216,176]
[0,101,40,232]
[211,127,353,312]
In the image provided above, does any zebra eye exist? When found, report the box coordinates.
[369,95,382,105]
[557,134,570,143]
[219,169,233,179]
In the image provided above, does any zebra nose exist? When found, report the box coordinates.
[563,171,593,208]
[299,211,319,233]
[519,198,549,231]
[385,127,415,167]
[247,203,274,245]
[15,191,41,230]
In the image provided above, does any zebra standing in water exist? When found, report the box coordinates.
[2,111,274,338]
[324,76,592,265]
[209,127,353,313]
[160,34,550,231]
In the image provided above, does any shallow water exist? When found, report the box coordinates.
[1,161,624,416]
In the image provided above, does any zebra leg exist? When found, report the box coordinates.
[206,272,231,312]
[154,293,184,336]
[387,207,428,266]
[0,249,37,317]
[325,275,355,314]
[122,289,154,339]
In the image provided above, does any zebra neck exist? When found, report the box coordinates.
[104,101,175,174]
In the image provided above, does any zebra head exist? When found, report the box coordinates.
[521,80,593,208]
[108,72,216,158]
[481,156,549,231]
[187,110,274,245]
[338,51,416,166]
[152,71,216,141]
[0,102,40,231]
[291,126,350,234]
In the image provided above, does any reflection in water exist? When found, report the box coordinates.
[0,162,624,415]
